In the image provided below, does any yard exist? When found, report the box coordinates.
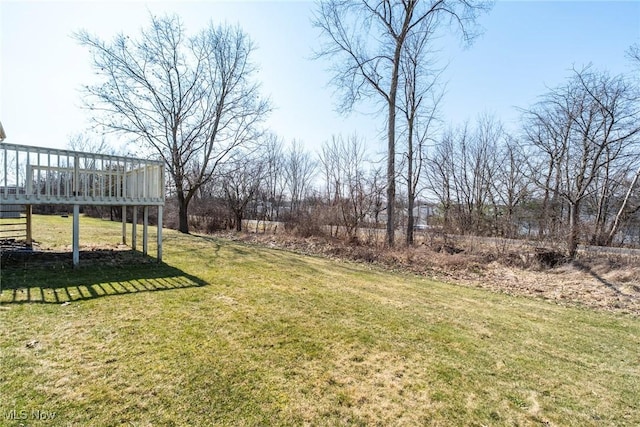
[1,215,639,426]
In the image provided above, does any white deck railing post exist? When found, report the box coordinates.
[132,206,138,251]
[122,205,127,245]
[3,145,7,199]
[143,206,149,256]
[157,205,163,262]
[72,204,80,268]
[73,154,79,198]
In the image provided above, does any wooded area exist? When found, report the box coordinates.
[75,6,640,258]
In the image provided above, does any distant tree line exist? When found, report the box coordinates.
[176,65,640,259]
[75,11,640,259]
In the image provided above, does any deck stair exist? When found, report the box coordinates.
[0,204,30,248]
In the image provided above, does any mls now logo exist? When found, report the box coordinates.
[5,409,57,421]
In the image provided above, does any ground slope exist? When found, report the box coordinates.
[1,216,638,426]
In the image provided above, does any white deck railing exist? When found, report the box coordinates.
[0,143,164,206]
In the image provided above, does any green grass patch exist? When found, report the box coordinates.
[1,215,639,425]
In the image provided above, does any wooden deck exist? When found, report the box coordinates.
[0,142,165,267]
[1,142,163,206]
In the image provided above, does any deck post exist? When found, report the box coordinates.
[72,204,80,267]
[157,205,163,262]
[132,206,138,251]
[25,205,32,247]
[143,206,149,256]
[121,205,127,245]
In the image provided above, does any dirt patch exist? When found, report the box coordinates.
[221,232,640,316]
[0,243,153,268]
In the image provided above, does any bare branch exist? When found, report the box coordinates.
[76,14,271,233]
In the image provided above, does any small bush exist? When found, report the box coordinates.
[285,214,326,238]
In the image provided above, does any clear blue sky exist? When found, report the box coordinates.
[1,0,638,157]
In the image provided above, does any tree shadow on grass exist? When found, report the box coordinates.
[573,260,639,299]
[0,249,207,305]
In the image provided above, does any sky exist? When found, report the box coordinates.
[1,0,639,158]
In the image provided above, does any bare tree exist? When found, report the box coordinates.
[491,134,530,238]
[523,67,640,257]
[76,14,271,233]
[426,116,505,236]
[256,133,287,226]
[314,0,490,247]
[398,21,443,245]
[284,140,317,219]
[439,117,501,235]
[367,165,387,230]
[521,99,571,241]
[221,153,266,232]
[67,133,113,155]
[470,114,502,234]
[425,126,456,231]
[319,134,373,237]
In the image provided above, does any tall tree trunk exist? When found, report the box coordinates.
[406,124,414,246]
[386,37,404,248]
[567,201,579,259]
[235,211,243,232]
[406,198,415,245]
[386,102,396,247]
[539,158,554,239]
[177,190,189,234]
[591,164,611,246]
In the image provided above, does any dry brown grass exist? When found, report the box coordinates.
[225,231,640,316]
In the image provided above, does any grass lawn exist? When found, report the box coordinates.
[1,215,639,426]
